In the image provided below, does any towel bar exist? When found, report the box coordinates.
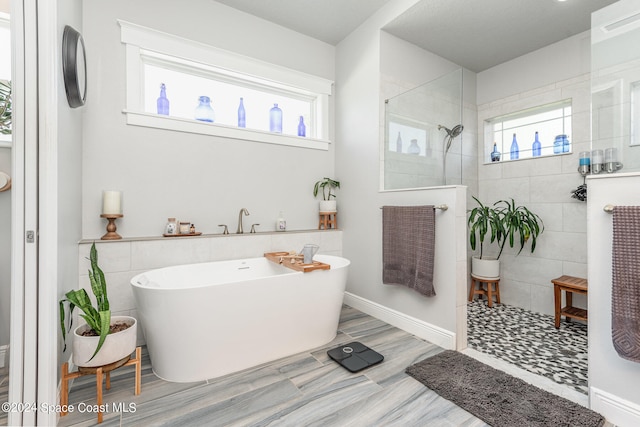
[604,204,615,213]
[380,204,448,211]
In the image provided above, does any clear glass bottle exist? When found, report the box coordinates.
[510,133,519,160]
[532,131,542,157]
[408,139,420,155]
[269,103,282,133]
[165,217,178,235]
[157,83,170,115]
[237,97,246,128]
[396,132,402,153]
[277,211,286,232]
[297,116,306,137]
[195,96,215,122]
[491,142,501,162]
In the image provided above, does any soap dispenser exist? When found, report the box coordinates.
[277,211,286,232]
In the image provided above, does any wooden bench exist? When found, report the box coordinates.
[552,275,588,329]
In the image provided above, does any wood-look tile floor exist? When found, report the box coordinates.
[56,306,489,427]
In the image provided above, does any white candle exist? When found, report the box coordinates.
[102,190,122,215]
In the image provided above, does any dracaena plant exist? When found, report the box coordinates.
[468,196,544,260]
[59,242,111,361]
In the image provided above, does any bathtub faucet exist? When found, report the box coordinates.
[236,208,250,234]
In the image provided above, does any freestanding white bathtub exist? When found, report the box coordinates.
[130,254,349,382]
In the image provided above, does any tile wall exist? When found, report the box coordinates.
[476,74,590,315]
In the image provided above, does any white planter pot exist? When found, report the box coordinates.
[319,200,337,212]
[72,316,137,367]
[471,256,500,279]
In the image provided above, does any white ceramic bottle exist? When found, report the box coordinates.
[276,211,286,232]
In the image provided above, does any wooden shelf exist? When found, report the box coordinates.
[560,306,587,322]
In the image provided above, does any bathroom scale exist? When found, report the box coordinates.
[327,342,384,373]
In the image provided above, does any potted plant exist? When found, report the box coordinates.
[313,177,340,212]
[468,196,544,278]
[0,80,11,135]
[59,242,137,367]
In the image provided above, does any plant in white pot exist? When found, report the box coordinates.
[313,177,340,212]
[468,196,544,279]
[59,242,137,367]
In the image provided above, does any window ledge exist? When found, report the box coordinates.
[124,110,330,151]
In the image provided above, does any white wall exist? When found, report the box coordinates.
[475,33,592,316]
[588,172,640,426]
[81,0,336,239]
[335,0,468,348]
[0,148,9,351]
[36,0,84,424]
[477,31,592,105]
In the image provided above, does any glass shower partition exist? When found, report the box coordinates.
[383,68,463,190]
[591,1,640,173]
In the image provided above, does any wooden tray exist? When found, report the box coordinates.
[264,251,330,273]
[163,232,202,237]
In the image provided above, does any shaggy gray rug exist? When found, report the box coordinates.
[405,350,605,427]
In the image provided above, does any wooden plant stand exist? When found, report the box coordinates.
[318,212,337,230]
[60,347,141,424]
[468,274,501,308]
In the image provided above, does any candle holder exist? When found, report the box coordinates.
[100,214,123,240]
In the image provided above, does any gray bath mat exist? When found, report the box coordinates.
[406,350,605,427]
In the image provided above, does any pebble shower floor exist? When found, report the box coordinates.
[467,300,588,395]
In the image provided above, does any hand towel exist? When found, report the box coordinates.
[612,206,640,363]
[382,205,436,297]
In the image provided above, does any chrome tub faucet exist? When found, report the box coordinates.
[237,208,250,234]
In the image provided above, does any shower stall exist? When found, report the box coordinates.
[383,68,466,190]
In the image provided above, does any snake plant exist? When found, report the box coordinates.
[0,80,11,135]
[59,242,111,361]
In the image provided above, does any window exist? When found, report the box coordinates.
[484,99,572,163]
[120,20,332,150]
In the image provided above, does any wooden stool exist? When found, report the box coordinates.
[318,211,337,229]
[468,274,501,308]
[61,347,141,424]
[552,275,588,329]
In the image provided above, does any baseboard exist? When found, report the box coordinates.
[590,386,640,426]
[343,292,456,350]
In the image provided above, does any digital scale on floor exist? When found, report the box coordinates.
[327,342,384,373]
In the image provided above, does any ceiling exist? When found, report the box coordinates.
[215,0,618,72]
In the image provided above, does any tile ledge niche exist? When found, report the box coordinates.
[78,229,341,244]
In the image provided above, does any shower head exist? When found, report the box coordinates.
[438,124,464,138]
[439,124,464,153]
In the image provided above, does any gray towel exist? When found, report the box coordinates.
[612,206,640,363]
[382,205,436,297]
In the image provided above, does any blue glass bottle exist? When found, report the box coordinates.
[157,83,169,115]
[237,97,246,128]
[553,134,566,154]
[195,96,214,122]
[532,131,542,157]
[297,116,306,137]
[561,134,570,153]
[510,133,519,160]
[491,142,500,162]
[269,103,282,133]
